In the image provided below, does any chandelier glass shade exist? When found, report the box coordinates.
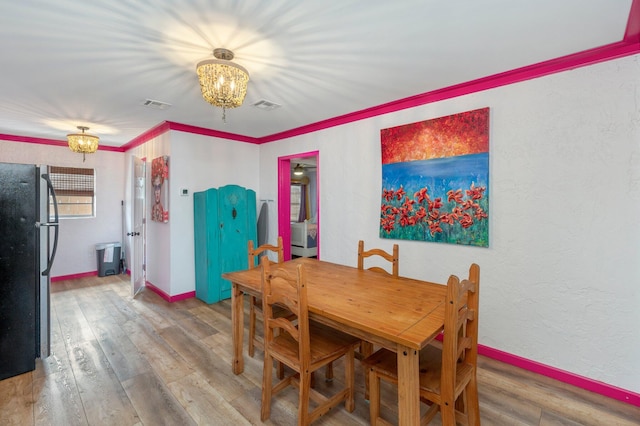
[196,48,249,121]
[67,126,99,161]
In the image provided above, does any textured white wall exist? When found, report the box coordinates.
[257,54,640,393]
[168,131,260,296]
[123,130,260,297]
[0,141,125,277]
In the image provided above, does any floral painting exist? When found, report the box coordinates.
[380,107,489,246]
[151,156,169,223]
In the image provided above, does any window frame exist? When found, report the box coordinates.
[290,183,301,222]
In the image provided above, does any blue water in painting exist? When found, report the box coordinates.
[382,153,489,198]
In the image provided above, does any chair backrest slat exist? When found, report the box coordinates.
[357,240,399,277]
[248,236,284,269]
[261,257,310,370]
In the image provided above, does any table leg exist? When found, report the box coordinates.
[232,283,244,375]
[397,346,420,426]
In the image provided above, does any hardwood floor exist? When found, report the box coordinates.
[1,274,638,425]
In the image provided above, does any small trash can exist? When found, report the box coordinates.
[96,242,121,277]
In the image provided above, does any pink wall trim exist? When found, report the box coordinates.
[478,344,640,408]
[277,150,320,260]
[167,121,258,144]
[0,133,124,152]
[277,157,292,260]
[119,120,259,151]
[625,0,640,42]
[119,121,172,151]
[51,271,97,282]
[145,281,196,303]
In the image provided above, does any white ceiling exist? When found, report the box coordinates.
[0,0,635,147]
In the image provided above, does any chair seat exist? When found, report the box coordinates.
[363,346,475,396]
[269,321,360,369]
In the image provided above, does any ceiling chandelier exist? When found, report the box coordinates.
[196,48,249,123]
[67,126,99,162]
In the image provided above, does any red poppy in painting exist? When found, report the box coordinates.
[466,183,485,200]
[414,187,429,204]
[428,197,443,211]
[440,213,455,225]
[381,217,395,233]
[428,221,443,236]
[447,189,464,204]
[474,207,488,220]
[403,198,415,211]
[395,186,406,201]
[459,213,474,228]
[382,189,395,202]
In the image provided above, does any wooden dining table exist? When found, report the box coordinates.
[222,257,447,426]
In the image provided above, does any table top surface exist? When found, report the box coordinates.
[222,257,447,350]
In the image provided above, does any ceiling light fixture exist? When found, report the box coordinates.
[196,48,249,123]
[67,126,99,162]
[293,164,304,176]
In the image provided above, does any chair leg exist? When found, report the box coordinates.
[345,347,355,412]
[465,374,481,426]
[360,341,374,400]
[261,351,273,422]
[276,360,285,380]
[440,395,456,425]
[368,368,381,425]
[298,370,312,426]
[248,296,257,357]
[325,362,334,382]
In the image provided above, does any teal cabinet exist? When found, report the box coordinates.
[194,185,257,303]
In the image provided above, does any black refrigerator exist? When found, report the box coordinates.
[0,162,58,380]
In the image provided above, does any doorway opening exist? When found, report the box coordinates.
[278,151,319,260]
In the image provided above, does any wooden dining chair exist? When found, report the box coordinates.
[357,240,399,277]
[356,240,399,363]
[247,236,285,359]
[363,263,481,425]
[260,257,361,425]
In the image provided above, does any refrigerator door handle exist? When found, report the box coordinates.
[40,173,59,276]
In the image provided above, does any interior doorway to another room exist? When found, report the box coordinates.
[277,151,319,260]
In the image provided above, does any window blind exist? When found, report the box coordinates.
[48,166,95,197]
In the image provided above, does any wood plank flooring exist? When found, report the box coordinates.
[1,274,639,425]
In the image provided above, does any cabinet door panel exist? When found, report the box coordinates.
[218,185,249,300]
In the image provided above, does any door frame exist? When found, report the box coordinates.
[278,150,319,260]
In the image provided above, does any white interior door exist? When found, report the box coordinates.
[131,156,146,297]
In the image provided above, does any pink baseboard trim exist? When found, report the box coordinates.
[144,281,196,303]
[478,344,640,408]
[51,271,97,282]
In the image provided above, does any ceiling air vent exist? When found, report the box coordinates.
[142,99,172,110]
[252,99,281,111]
